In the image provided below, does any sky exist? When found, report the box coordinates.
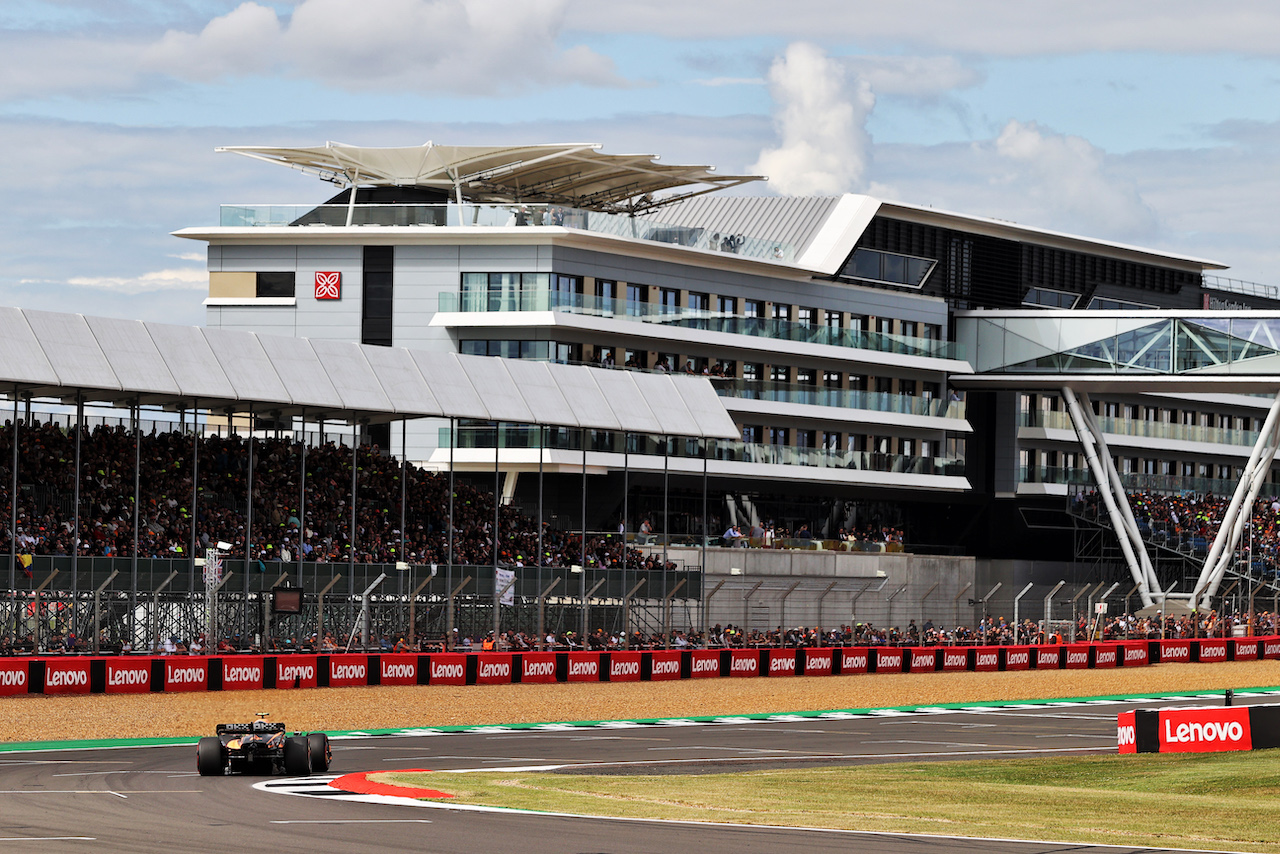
[2,0,1279,326]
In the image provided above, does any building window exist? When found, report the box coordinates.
[900,379,917,396]
[717,295,737,315]
[796,307,815,328]
[552,273,581,297]
[743,299,763,318]
[1023,286,1079,309]
[848,374,865,391]
[624,349,647,369]
[741,363,761,382]
[255,272,294,298]
[901,320,918,338]
[770,365,789,383]
[796,368,815,386]
[688,292,709,312]
[824,371,841,388]
[1088,296,1157,310]
[875,376,893,395]
[595,279,615,307]
[742,425,763,444]
[796,430,816,449]
[659,288,680,313]
[825,310,842,331]
[840,247,935,288]
[772,303,791,322]
[823,431,840,451]
[625,283,647,316]
[876,317,894,336]
[769,427,789,446]
[362,246,394,346]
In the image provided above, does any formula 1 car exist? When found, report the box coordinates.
[196,713,331,777]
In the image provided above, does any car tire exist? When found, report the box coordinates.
[307,733,331,773]
[283,736,311,777]
[196,737,226,777]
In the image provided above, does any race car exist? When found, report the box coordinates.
[196,713,331,777]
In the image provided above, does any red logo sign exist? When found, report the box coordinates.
[1158,707,1251,753]
[0,659,29,696]
[1117,710,1137,754]
[106,660,151,694]
[315,271,341,300]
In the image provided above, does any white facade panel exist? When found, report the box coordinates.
[23,310,120,392]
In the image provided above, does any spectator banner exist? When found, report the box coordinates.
[566,652,602,683]
[1035,647,1060,669]
[1063,644,1091,669]
[648,650,682,681]
[1117,710,1137,754]
[874,648,903,674]
[221,656,265,691]
[44,659,91,694]
[766,648,798,676]
[729,649,761,677]
[1158,639,1191,664]
[276,655,319,689]
[689,649,720,678]
[840,648,869,674]
[475,653,513,685]
[1196,640,1228,663]
[804,648,834,676]
[1120,642,1148,667]
[105,658,151,694]
[0,659,29,696]
[1093,644,1119,669]
[520,652,558,683]
[907,648,936,673]
[427,653,467,686]
[1232,639,1260,661]
[1002,647,1032,671]
[1157,706,1251,753]
[328,654,369,688]
[973,647,999,672]
[608,651,642,682]
[378,654,418,686]
[942,648,970,672]
[165,658,208,692]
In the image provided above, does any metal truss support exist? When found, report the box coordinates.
[1193,388,1280,609]
[1062,386,1154,608]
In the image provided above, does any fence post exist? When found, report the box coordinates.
[951,581,973,630]
[316,574,342,647]
[1043,580,1065,641]
[408,576,431,647]
[91,569,119,655]
[537,577,562,650]
[446,576,471,651]
[32,570,59,654]
[1012,582,1034,635]
[149,570,178,653]
[622,578,645,647]
[664,578,687,648]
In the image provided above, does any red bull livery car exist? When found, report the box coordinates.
[196,714,331,777]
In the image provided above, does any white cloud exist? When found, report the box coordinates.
[842,55,980,98]
[750,42,874,195]
[55,266,207,295]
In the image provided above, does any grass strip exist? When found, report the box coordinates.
[380,752,1280,853]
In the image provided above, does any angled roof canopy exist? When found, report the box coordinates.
[0,306,739,440]
[216,141,764,214]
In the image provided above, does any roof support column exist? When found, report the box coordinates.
[298,408,306,576]
[446,417,455,651]
[580,427,587,639]
[1194,388,1280,609]
[244,403,255,643]
[72,394,81,600]
[620,431,628,647]
[9,387,19,597]
[1061,386,1152,608]
[492,422,501,640]
[131,400,140,646]
[536,424,544,648]
[189,399,199,602]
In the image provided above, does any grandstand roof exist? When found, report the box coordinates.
[0,306,738,438]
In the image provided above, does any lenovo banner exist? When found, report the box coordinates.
[1093,644,1119,669]
[1117,710,1137,754]
[1158,639,1191,664]
[566,652,602,683]
[1035,647,1061,669]
[276,655,318,689]
[804,648,834,677]
[1002,647,1032,671]
[941,648,970,672]
[874,648,903,674]
[1265,637,1280,660]
[1196,640,1229,663]
[973,647,999,672]
[1158,707,1251,753]
[1063,644,1091,669]
[474,653,513,685]
[840,648,868,674]
[427,653,467,686]
[608,651,642,682]
[328,654,369,688]
[0,659,29,696]
[766,649,798,676]
[907,648,936,673]
[165,658,208,692]
[1232,639,1260,661]
[1120,642,1148,667]
[728,649,761,677]
[44,659,91,694]
[221,656,265,691]
[689,650,720,678]
[105,658,151,694]
[648,650,682,681]
[520,652,558,683]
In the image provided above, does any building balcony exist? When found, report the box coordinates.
[1020,409,1262,450]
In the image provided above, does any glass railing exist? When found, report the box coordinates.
[1021,466,1280,498]
[714,379,966,419]
[219,203,795,264]
[1020,409,1260,448]
[440,425,965,477]
[439,288,962,361]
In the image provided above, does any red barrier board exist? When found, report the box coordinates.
[222,656,265,690]
[1159,639,1191,663]
[729,649,760,677]
[689,650,720,678]
[608,651,641,682]
[874,648,903,673]
[44,659,91,694]
[105,658,151,694]
[474,653,513,685]
[1117,710,1137,754]
[566,652,602,682]
[1063,644,1091,669]
[165,658,208,692]
[329,654,369,688]
[1233,639,1260,661]
[1003,647,1032,671]
[1265,638,1280,660]
[766,649,798,676]
[973,647,999,672]
[1120,642,1148,667]
[907,648,936,673]
[840,648,868,674]
[1093,645,1119,669]
[804,648,834,676]
[427,653,467,685]
[0,659,29,696]
[379,654,418,686]
[276,655,318,689]
[1158,706,1251,753]
[1198,640,1229,663]
[1035,647,1060,669]
[649,650,682,681]
[521,652,557,683]
[941,648,969,671]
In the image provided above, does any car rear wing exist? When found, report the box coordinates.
[217,722,286,735]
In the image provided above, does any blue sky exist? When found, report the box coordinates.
[2,0,1279,324]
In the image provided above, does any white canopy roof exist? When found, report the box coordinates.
[0,306,739,439]
[217,141,763,214]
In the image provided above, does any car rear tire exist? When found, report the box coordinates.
[307,733,331,773]
[196,737,226,777]
[283,736,311,777]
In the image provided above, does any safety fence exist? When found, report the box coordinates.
[3,636,1276,696]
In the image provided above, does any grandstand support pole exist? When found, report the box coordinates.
[298,407,306,575]
[701,438,708,634]
[580,427,587,639]
[951,581,972,630]
[263,571,287,650]
[315,574,341,648]
[9,385,18,595]
[537,424,544,634]
[623,578,645,643]
[91,569,119,655]
[536,577,560,650]
[399,419,407,568]
[1061,387,1152,607]
[130,400,140,646]
[492,422,500,639]
[1195,389,1280,608]
[72,393,81,600]
[662,435,669,571]
[31,570,58,655]
[1076,392,1161,596]
[348,420,361,608]
[447,417,455,641]
[190,398,199,601]
[621,433,628,643]
[244,403,255,643]
[1043,580,1065,640]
